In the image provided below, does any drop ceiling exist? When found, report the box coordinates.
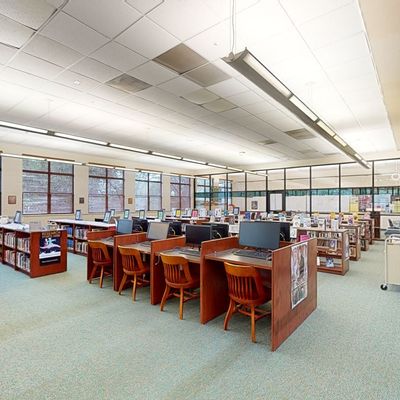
[0,0,396,174]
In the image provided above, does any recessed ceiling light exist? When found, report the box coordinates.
[73,80,80,85]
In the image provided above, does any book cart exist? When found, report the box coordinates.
[296,227,350,275]
[0,223,67,278]
[381,235,400,291]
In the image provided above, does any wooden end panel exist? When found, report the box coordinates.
[200,237,239,324]
[271,238,317,351]
[150,236,186,305]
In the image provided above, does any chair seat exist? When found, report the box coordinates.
[166,277,199,290]
[122,265,150,276]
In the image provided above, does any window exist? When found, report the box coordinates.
[23,159,73,214]
[135,172,162,211]
[88,167,124,213]
[170,176,191,209]
[195,177,210,209]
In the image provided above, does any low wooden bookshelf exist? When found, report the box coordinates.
[340,223,361,261]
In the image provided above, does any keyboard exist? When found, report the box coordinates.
[179,248,200,256]
[233,249,271,260]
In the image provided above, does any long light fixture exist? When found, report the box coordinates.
[2,153,46,160]
[87,162,125,169]
[152,151,182,160]
[46,157,83,165]
[0,120,48,134]
[182,158,207,165]
[208,163,227,169]
[223,48,369,168]
[54,132,108,146]
[109,143,149,153]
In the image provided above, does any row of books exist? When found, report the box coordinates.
[74,228,88,240]
[61,225,73,237]
[17,237,30,253]
[75,241,88,254]
[16,252,30,272]
[67,239,74,251]
[4,249,15,265]
[4,232,16,248]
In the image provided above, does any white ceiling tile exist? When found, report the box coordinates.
[218,108,250,121]
[92,41,146,72]
[128,60,178,85]
[280,0,353,25]
[201,0,260,19]
[241,101,276,114]
[182,89,219,105]
[0,0,56,30]
[0,82,31,112]
[207,78,248,98]
[23,34,83,68]
[40,12,109,55]
[148,0,220,41]
[55,70,100,91]
[125,0,163,15]
[89,84,130,102]
[0,14,34,48]
[63,0,141,39]
[326,56,377,83]
[226,90,263,107]
[9,52,63,79]
[297,2,364,50]
[70,58,122,83]
[158,76,201,96]
[116,17,179,59]
[0,42,17,64]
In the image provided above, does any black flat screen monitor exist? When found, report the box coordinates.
[185,224,212,246]
[157,210,164,220]
[147,222,170,240]
[123,209,130,219]
[117,219,133,235]
[204,223,229,239]
[14,210,22,224]
[132,219,148,232]
[103,211,111,223]
[239,221,280,251]
[280,221,291,241]
[233,207,240,216]
[138,210,145,219]
[109,209,116,217]
[169,221,182,236]
[75,209,82,220]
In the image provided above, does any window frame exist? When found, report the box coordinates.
[170,176,191,209]
[135,172,162,211]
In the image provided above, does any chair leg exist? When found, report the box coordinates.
[132,275,138,302]
[160,285,170,312]
[179,287,184,320]
[251,305,256,343]
[224,299,236,331]
[89,265,98,284]
[118,273,127,295]
[99,267,104,288]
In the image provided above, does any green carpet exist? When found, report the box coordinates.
[1,242,399,400]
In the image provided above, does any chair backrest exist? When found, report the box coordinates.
[118,246,145,273]
[160,254,193,286]
[88,241,111,263]
[224,262,266,305]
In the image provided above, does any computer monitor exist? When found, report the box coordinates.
[239,221,280,251]
[204,223,229,239]
[175,209,181,218]
[117,219,133,235]
[191,209,198,218]
[123,209,130,219]
[110,209,116,217]
[185,224,212,247]
[75,209,82,220]
[169,221,182,236]
[244,211,251,220]
[132,219,148,232]
[14,210,22,224]
[103,211,111,223]
[233,207,240,216]
[147,222,170,241]
[279,221,291,241]
[157,210,164,220]
[138,209,145,219]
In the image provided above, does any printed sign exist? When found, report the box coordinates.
[40,231,61,265]
[291,241,308,309]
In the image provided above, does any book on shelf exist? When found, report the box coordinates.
[325,257,335,268]
[328,239,337,252]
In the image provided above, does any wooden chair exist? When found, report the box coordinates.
[160,254,200,320]
[118,246,150,301]
[223,262,271,343]
[88,241,113,288]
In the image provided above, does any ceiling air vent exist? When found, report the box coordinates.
[106,74,150,93]
[285,128,315,140]
[259,139,277,146]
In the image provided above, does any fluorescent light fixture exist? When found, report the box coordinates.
[227,166,243,172]
[354,153,362,160]
[289,96,318,121]
[182,158,207,165]
[139,169,163,174]
[2,153,46,160]
[152,152,182,160]
[109,143,149,153]
[87,162,122,169]
[46,157,83,165]
[316,121,336,137]
[0,120,48,134]
[115,167,139,172]
[239,51,291,97]
[208,163,227,169]
[54,132,108,146]
[333,135,347,147]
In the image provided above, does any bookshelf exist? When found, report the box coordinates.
[296,227,350,275]
[0,224,67,278]
[359,219,373,250]
[339,223,361,261]
[49,219,115,256]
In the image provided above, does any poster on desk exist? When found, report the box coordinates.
[291,241,308,309]
[39,231,61,265]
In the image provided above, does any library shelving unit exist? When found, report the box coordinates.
[296,227,350,275]
[0,223,67,278]
[49,219,115,256]
[371,211,381,240]
[359,219,373,250]
[339,223,361,261]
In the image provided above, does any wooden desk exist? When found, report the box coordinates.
[201,237,317,351]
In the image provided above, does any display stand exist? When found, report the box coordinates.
[340,223,361,261]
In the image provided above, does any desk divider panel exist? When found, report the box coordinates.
[271,238,317,351]
[150,236,186,305]
[113,232,147,291]
[86,229,115,281]
[200,236,239,324]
